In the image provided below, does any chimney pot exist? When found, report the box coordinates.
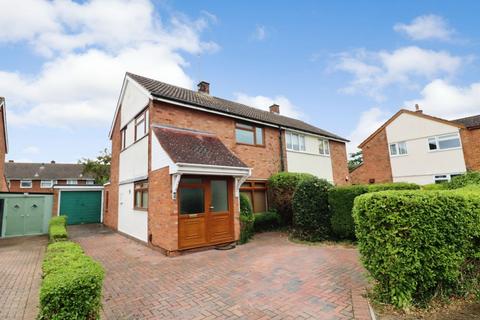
[415,104,423,113]
[269,104,280,114]
[8,160,13,162]
[51,160,55,164]
[197,81,210,94]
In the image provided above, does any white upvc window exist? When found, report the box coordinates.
[67,179,78,185]
[20,180,32,188]
[389,141,408,156]
[40,180,53,188]
[434,173,463,184]
[318,139,330,156]
[86,180,94,185]
[286,131,306,152]
[428,133,461,151]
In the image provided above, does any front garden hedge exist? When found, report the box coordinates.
[239,193,254,244]
[39,241,105,320]
[253,211,281,232]
[448,171,480,189]
[353,189,480,308]
[268,172,314,225]
[48,216,68,242]
[292,177,333,241]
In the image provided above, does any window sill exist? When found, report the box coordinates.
[133,207,148,212]
[286,149,330,157]
[390,154,408,158]
[235,142,265,148]
[427,147,462,153]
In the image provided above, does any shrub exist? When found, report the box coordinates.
[254,211,281,232]
[292,177,333,241]
[366,182,420,192]
[448,171,480,189]
[268,172,314,225]
[239,193,254,244]
[328,185,368,240]
[353,189,480,308]
[39,241,104,320]
[48,216,68,242]
[422,183,447,190]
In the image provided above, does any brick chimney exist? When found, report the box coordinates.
[269,104,280,114]
[8,160,13,162]
[415,104,423,113]
[197,81,210,94]
[51,160,56,164]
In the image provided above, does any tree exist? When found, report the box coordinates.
[348,151,363,172]
[79,149,111,185]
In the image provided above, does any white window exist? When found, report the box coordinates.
[389,142,407,156]
[67,180,78,185]
[40,180,53,188]
[428,133,461,151]
[318,139,330,155]
[134,109,148,142]
[20,180,32,188]
[286,131,306,151]
[434,173,463,184]
[86,180,94,185]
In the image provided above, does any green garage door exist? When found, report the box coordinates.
[60,191,101,225]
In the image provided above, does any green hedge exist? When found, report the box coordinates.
[39,241,105,320]
[448,171,480,189]
[254,211,281,232]
[292,177,333,241]
[268,172,314,225]
[48,216,68,242]
[239,193,254,244]
[366,182,420,192]
[422,183,447,190]
[353,189,480,308]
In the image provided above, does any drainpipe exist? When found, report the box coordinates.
[278,127,285,171]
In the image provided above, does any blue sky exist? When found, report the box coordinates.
[1,0,479,162]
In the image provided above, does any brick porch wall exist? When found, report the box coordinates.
[350,128,393,184]
[460,128,480,171]
[330,140,350,186]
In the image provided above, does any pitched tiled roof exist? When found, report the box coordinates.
[153,126,247,168]
[453,114,480,129]
[4,162,95,180]
[127,73,348,141]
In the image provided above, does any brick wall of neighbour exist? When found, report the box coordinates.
[0,109,7,192]
[52,189,59,216]
[7,179,84,193]
[150,101,283,179]
[104,115,120,230]
[330,140,350,186]
[350,129,393,184]
[460,128,480,171]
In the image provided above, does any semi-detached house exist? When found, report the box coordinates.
[351,105,480,185]
[104,73,349,254]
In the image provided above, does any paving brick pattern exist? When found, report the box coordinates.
[0,236,46,320]
[70,224,371,320]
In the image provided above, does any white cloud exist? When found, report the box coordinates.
[405,79,480,120]
[22,146,40,155]
[334,46,464,100]
[0,0,218,128]
[347,107,391,153]
[234,93,303,119]
[394,15,454,41]
[251,25,267,41]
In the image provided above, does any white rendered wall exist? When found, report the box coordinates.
[118,183,148,242]
[120,80,149,128]
[119,136,149,182]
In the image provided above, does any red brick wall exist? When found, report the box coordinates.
[0,108,6,192]
[460,128,480,171]
[150,101,283,179]
[7,179,88,193]
[330,141,350,186]
[350,129,393,184]
[103,115,120,230]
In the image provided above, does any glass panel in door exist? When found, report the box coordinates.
[179,188,205,214]
[210,180,228,212]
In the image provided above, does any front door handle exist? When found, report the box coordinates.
[209,206,214,209]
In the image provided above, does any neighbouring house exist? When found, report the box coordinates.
[0,98,8,192]
[104,72,349,254]
[351,105,480,185]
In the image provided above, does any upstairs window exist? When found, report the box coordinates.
[428,134,461,151]
[40,180,53,188]
[134,180,148,210]
[121,128,126,150]
[134,109,149,141]
[20,180,32,188]
[86,180,95,185]
[286,131,306,152]
[318,139,330,155]
[389,142,408,156]
[235,123,264,146]
[67,180,77,185]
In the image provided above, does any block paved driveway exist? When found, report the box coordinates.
[0,235,47,320]
[70,224,371,320]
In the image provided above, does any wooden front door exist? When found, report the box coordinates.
[178,176,234,249]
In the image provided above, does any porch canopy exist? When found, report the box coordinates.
[152,125,251,199]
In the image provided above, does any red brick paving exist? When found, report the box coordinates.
[0,235,47,320]
[69,224,371,320]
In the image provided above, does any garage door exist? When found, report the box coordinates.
[60,191,101,225]
[3,196,49,237]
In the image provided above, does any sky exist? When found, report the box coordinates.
[1,0,480,163]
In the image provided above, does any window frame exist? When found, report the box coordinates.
[427,133,462,152]
[20,180,32,188]
[389,141,408,157]
[318,139,330,156]
[66,179,78,185]
[40,180,53,188]
[240,180,268,213]
[121,127,127,150]
[134,180,149,210]
[235,122,265,146]
[134,109,149,142]
[86,180,95,185]
[285,131,306,152]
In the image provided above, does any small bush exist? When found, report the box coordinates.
[353,189,480,308]
[292,177,333,241]
[254,211,281,232]
[239,193,254,244]
[268,172,314,225]
[39,241,104,320]
[448,171,480,189]
[366,182,420,192]
[48,216,68,242]
[328,185,368,240]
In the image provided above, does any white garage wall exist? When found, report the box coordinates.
[118,183,148,242]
